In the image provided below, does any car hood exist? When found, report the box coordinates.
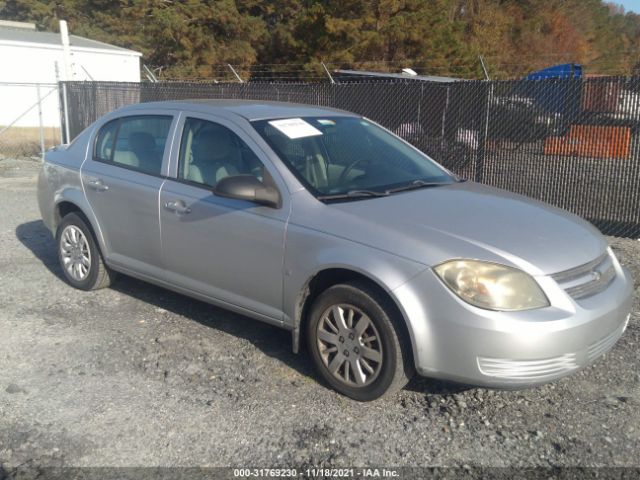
[298,182,607,276]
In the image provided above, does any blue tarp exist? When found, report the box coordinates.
[519,64,583,116]
[525,64,582,80]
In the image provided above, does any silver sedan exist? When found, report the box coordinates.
[38,100,634,400]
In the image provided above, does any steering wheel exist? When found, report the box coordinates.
[338,158,365,184]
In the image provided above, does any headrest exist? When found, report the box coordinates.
[129,131,156,152]
[192,125,234,161]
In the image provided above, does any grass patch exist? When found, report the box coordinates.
[0,126,61,158]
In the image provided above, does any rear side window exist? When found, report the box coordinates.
[93,115,173,176]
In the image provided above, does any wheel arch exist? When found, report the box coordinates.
[53,192,107,257]
[291,267,416,367]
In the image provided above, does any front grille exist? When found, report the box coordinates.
[477,354,579,381]
[552,252,616,300]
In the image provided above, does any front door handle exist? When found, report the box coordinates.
[87,178,109,192]
[164,199,191,215]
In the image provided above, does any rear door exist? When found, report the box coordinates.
[159,113,289,323]
[81,112,178,275]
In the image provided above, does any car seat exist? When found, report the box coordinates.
[269,132,328,190]
[112,150,139,168]
[188,125,240,187]
[129,131,159,174]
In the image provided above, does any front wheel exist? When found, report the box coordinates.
[307,282,414,401]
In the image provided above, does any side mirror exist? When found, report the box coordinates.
[214,175,281,208]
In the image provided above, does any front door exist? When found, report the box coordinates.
[159,115,288,322]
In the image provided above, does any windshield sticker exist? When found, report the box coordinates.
[268,118,323,139]
[317,119,336,126]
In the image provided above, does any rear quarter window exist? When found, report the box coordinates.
[94,119,119,162]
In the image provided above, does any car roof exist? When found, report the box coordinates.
[117,99,355,121]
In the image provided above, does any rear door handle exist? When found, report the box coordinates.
[87,178,109,192]
[164,199,191,215]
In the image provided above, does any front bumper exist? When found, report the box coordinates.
[393,259,634,388]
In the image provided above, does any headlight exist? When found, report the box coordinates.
[433,260,549,311]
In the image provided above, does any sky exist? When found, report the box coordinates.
[616,0,640,13]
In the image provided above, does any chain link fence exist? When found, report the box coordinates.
[61,77,640,238]
[0,82,62,163]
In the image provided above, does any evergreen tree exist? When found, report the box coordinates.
[0,0,638,79]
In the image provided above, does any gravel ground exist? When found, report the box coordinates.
[0,158,639,472]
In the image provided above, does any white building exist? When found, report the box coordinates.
[0,19,141,130]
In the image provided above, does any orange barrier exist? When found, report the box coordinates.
[544,125,631,159]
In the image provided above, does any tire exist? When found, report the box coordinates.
[56,212,115,291]
[307,281,414,401]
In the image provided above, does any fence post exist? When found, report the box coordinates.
[476,81,493,182]
[61,81,71,144]
[321,62,335,84]
[441,85,450,152]
[418,83,423,126]
[36,84,45,162]
[54,62,64,144]
[227,64,244,83]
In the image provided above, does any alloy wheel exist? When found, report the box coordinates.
[60,225,92,281]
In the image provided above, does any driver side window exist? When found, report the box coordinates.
[178,118,264,188]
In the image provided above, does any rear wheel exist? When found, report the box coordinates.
[307,281,414,401]
[56,212,115,290]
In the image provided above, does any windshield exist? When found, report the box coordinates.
[251,116,456,199]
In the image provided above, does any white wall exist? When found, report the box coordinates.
[72,49,140,82]
[0,41,140,128]
[0,84,60,127]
